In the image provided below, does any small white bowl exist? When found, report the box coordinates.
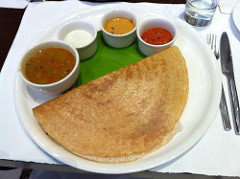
[19,40,80,94]
[137,18,177,56]
[58,20,97,60]
[101,9,137,48]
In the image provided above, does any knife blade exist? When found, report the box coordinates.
[220,32,240,135]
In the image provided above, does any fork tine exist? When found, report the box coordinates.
[206,34,211,45]
[213,34,217,55]
[210,34,214,50]
[213,34,219,59]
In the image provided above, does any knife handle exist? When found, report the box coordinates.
[228,77,240,135]
[219,85,231,131]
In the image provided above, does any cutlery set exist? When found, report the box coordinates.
[208,32,240,135]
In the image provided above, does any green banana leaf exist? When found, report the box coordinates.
[73,31,145,87]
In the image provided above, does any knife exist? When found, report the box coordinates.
[219,86,231,131]
[220,32,240,135]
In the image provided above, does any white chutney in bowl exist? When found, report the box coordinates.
[58,20,97,60]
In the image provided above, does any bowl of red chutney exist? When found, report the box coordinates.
[137,18,177,56]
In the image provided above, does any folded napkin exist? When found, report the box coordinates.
[0,1,240,177]
[0,0,30,9]
[218,0,240,14]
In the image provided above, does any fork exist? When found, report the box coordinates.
[207,34,220,60]
[207,33,231,131]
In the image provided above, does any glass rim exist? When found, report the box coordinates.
[187,0,218,10]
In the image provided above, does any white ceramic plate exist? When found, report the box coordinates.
[233,1,240,33]
[15,4,221,174]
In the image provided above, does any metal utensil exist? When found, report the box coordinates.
[207,33,231,131]
[207,33,219,59]
[220,32,240,135]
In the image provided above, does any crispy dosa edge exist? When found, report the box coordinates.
[74,123,183,163]
[33,46,189,163]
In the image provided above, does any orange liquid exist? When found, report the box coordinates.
[25,47,75,84]
[104,17,135,35]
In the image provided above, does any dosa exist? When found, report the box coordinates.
[33,46,189,163]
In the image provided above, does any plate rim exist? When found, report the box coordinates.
[232,1,240,33]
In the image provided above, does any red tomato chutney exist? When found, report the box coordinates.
[141,27,172,45]
[25,47,76,84]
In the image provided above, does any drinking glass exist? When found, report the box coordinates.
[184,0,218,27]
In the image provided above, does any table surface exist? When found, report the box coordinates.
[0,0,185,71]
[2,1,240,177]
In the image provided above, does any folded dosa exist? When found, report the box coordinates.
[33,46,189,163]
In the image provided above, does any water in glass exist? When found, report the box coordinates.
[184,0,218,27]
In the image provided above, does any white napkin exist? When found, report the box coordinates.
[218,0,240,14]
[0,1,240,177]
[0,0,30,9]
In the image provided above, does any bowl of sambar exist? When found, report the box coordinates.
[18,40,80,94]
